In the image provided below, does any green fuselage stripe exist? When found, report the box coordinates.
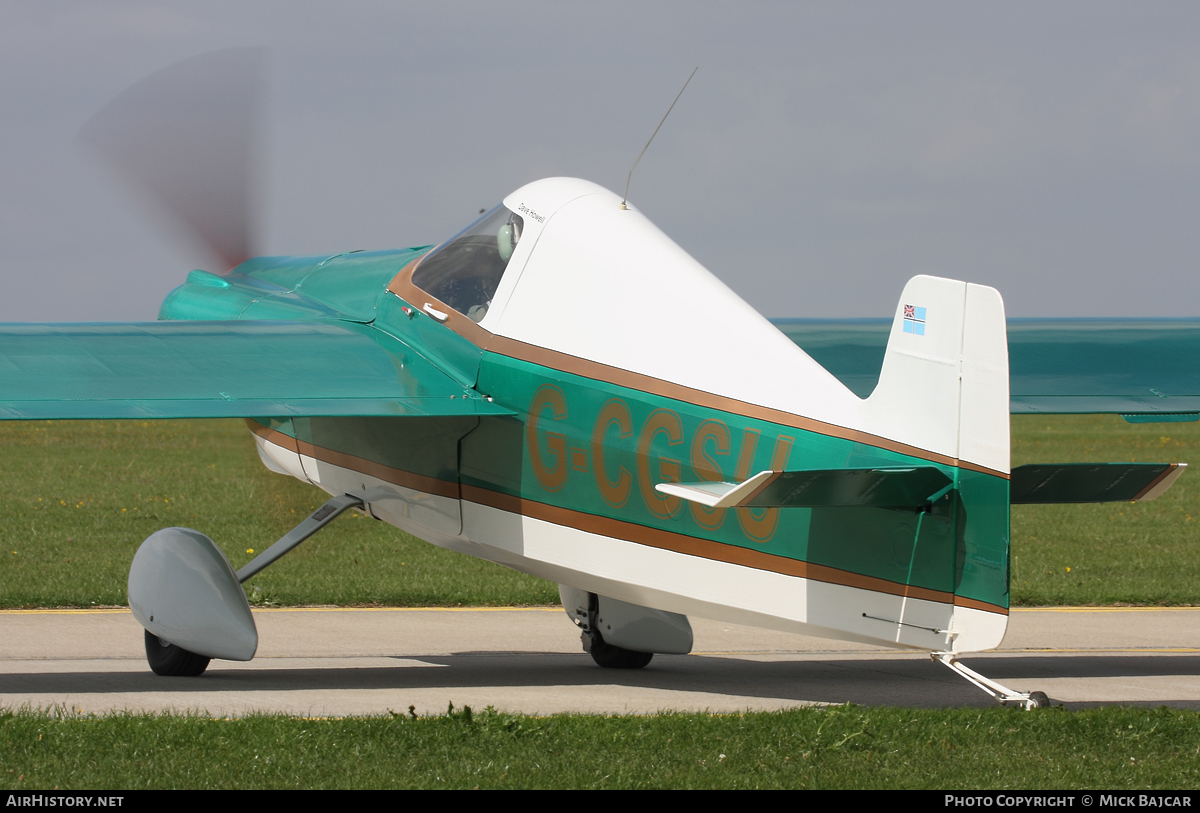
[472,352,1010,610]
[252,352,1010,611]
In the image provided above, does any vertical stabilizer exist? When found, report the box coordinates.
[864,275,1009,474]
[861,276,1011,655]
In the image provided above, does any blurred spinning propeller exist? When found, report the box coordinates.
[79,48,264,273]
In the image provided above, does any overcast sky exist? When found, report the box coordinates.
[2,1,1199,322]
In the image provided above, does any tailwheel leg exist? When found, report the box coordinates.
[932,651,1051,709]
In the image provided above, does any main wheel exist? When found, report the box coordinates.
[587,632,653,669]
[1026,691,1051,709]
[144,629,211,676]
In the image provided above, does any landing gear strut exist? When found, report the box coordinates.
[933,651,1052,709]
[560,586,693,669]
[575,591,655,669]
[129,493,364,676]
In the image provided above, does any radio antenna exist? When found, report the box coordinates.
[620,67,697,210]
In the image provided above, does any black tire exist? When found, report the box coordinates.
[144,629,211,677]
[1027,691,1051,709]
[587,633,654,669]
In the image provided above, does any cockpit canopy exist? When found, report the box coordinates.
[411,204,524,323]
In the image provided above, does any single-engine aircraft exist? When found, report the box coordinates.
[3,52,1196,710]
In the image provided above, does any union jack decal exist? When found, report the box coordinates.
[903,304,926,336]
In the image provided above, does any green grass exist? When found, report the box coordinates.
[3,705,1199,789]
[0,420,557,608]
[2,416,1200,608]
[5,420,1200,791]
[1011,414,1200,605]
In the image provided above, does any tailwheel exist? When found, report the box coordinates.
[144,629,211,677]
[1026,691,1051,710]
[585,631,653,669]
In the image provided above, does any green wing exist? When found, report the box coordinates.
[776,318,1200,416]
[0,320,513,419]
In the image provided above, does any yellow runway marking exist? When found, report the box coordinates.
[1013,606,1200,613]
[0,606,562,616]
[693,647,1200,656]
[996,647,1200,654]
[0,608,129,615]
[250,606,561,614]
[3,605,1197,617]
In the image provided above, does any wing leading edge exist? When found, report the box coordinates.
[0,320,513,419]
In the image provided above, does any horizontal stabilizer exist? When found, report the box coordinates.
[0,321,515,420]
[656,466,953,510]
[1011,463,1185,504]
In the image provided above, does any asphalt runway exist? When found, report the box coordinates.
[3,606,1199,717]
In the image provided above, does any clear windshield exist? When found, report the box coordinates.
[411,204,524,322]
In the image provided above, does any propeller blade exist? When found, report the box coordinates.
[79,47,264,273]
